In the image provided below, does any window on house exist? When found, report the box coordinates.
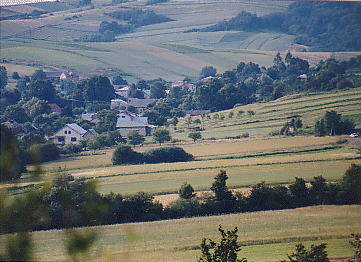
[58,137,65,142]
[122,116,125,118]
[71,137,76,142]
[64,131,67,134]
[68,131,71,134]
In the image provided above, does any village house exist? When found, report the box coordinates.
[116,110,155,136]
[49,123,97,145]
[45,71,62,82]
[81,112,99,123]
[171,80,196,92]
[48,103,62,114]
[2,119,39,138]
[60,71,79,82]
[115,86,152,99]
[111,98,156,114]
[45,71,79,83]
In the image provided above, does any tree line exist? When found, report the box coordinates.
[1,164,360,234]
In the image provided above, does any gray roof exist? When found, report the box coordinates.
[66,123,87,134]
[127,98,156,108]
[116,111,151,128]
[85,128,98,135]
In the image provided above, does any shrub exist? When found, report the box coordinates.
[29,142,60,163]
[143,147,194,164]
[111,145,143,165]
[241,132,249,138]
[189,131,202,142]
[179,182,195,199]
[286,243,329,262]
[62,144,82,155]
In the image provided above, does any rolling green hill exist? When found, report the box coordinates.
[1,0,359,81]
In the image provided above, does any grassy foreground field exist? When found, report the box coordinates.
[1,205,359,261]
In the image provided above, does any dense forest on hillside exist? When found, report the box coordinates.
[195,1,361,52]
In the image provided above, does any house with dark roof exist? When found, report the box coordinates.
[49,123,97,145]
[48,103,62,114]
[111,98,156,114]
[45,71,63,82]
[45,71,79,83]
[116,111,155,136]
[2,119,38,138]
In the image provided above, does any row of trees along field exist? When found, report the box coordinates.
[194,1,361,52]
[1,166,360,233]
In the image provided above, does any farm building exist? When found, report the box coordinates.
[60,71,79,82]
[49,123,97,146]
[116,111,155,136]
[45,71,79,83]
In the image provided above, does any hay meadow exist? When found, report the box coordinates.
[1,205,359,261]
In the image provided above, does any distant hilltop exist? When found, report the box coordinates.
[1,0,57,7]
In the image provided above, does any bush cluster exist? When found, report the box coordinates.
[112,145,194,165]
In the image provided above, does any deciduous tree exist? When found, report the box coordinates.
[26,79,57,103]
[179,182,195,199]
[126,131,145,147]
[286,243,329,262]
[199,225,247,262]
[0,124,27,182]
[189,131,202,142]
[0,66,8,89]
[152,127,171,145]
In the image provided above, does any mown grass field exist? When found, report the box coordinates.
[1,205,359,261]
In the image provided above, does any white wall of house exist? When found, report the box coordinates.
[118,127,148,136]
[51,124,86,145]
[116,111,154,137]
